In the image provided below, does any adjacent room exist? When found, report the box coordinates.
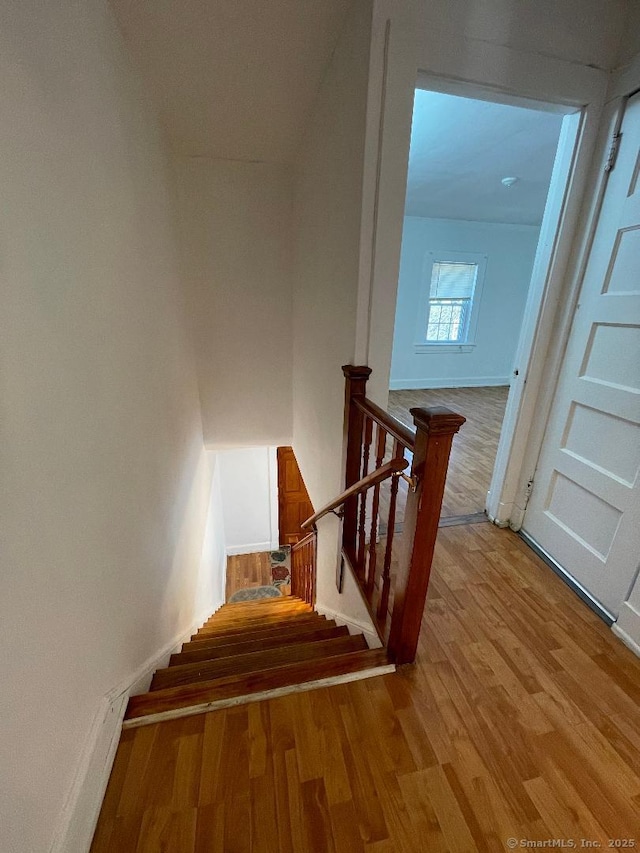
[389,89,565,519]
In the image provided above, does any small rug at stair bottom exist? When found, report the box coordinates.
[228,585,283,602]
[270,545,291,588]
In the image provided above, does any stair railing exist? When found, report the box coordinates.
[290,531,317,606]
[332,365,465,664]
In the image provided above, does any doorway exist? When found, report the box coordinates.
[388,85,578,522]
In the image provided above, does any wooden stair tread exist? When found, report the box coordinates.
[207,599,313,622]
[200,610,312,630]
[192,612,326,640]
[152,634,368,690]
[171,624,349,665]
[213,595,307,612]
[182,618,339,651]
[126,649,391,721]
[197,608,319,629]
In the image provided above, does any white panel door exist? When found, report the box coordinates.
[522,92,640,618]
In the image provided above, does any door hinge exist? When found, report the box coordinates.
[605,131,622,173]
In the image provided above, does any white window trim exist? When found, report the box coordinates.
[414,251,488,353]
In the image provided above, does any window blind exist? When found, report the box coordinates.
[429,261,478,299]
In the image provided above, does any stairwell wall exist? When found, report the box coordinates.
[0,2,224,851]
[390,217,541,389]
[291,0,379,628]
[173,157,294,449]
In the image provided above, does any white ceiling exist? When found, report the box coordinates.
[109,0,350,163]
[405,90,565,226]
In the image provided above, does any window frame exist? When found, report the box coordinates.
[414,250,488,353]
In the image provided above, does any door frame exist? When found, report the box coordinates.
[502,58,640,531]
[495,93,630,529]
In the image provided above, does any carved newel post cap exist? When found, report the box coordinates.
[342,364,372,381]
[410,406,466,435]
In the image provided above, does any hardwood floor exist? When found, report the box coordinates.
[225,551,271,601]
[225,552,290,601]
[388,386,509,518]
[92,524,640,852]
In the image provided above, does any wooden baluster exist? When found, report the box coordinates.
[356,417,373,577]
[377,439,401,622]
[388,407,465,664]
[366,424,387,600]
[292,549,298,598]
[341,366,372,579]
[302,543,307,604]
[311,533,317,606]
[291,532,317,606]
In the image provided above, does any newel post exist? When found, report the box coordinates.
[341,365,372,569]
[387,406,465,664]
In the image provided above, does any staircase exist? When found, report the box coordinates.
[124,595,394,728]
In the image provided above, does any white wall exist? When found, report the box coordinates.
[0,3,224,851]
[412,0,630,73]
[610,1,640,70]
[218,447,278,555]
[292,0,378,628]
[174,157,293,448]
[390,217,540,389]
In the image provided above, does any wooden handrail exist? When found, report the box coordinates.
[353,397,416,450]
[301,457,409,530]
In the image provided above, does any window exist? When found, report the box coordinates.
[426,261,477,342]
[415,252,487,353]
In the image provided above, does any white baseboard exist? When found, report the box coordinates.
[613,602,640,658]
[389,376,510,390]
[49,693,128,853]
[49,601,222,853]
[225,540,273,557]
[316,605,382,649]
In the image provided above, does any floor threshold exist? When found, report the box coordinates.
[439,511,489,528]
[123,663,396,729]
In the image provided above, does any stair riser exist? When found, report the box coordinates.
[192,614,326,640]
[182,619,338,652]
[171,626,349,666]
[152,635,368,690]
[126,649,392,721]
[123,665,396,729]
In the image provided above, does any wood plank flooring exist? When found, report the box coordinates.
[388,386,509,518]
[225,551,290,601]
[92,524,640,851]
[225,552,273,601]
